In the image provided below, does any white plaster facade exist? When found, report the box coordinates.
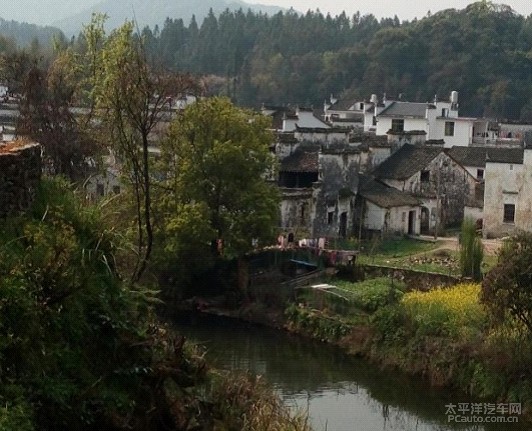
[364,203,420,235]
[483,149,532,238]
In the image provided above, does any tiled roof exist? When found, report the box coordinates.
[280,149,319,173]
[350,133,391,148]
[449,146,524,167]
[378,101,427,118]
[486,147,524,164]
[359,176,420,208]
[329,98,358,111]
[447,146,488,168]
[372,144,442,180]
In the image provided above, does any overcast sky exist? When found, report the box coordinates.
[258,0,532,20]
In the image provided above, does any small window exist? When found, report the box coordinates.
[441,108,449,117]
[420,170,430,182]
[327,211,334,225]
[510,164,513,171]
[445,121,455,136]
[359,103,364,110]
[476,169,484,180]
[391,119,404,132]
[300,204,306,224]
[503,204,515,224]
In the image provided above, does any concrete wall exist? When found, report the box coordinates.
[0,142,41,218]
[376,117,427,136]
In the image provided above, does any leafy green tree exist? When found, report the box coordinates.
[481,232,532,333]
[157,97,279,266]
[459,218,484,281]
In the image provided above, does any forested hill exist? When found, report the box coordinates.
[140,1,532,120]
[0,18,64,48]
[53,0,286,37]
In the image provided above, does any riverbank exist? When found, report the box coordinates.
[192,277,532,425]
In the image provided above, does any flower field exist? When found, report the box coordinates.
[401,283,487,337]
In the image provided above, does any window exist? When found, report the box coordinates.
[359,103,364,110]
[327,211,334,225]
[420,170,430,182]
[510,164,514,171]
[503,204,515,224]
[444,121,455,136]
[441,108,449,117]
[476,169,484,180]
[391,119,404,132]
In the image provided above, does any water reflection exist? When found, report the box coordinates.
[173,314,527,431]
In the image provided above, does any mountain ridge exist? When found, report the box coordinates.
[52,0,288,36]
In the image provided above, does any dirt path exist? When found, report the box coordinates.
[415,235,502,256]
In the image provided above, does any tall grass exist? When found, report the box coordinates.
[459,218,483,281]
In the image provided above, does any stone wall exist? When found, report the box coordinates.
[0,142,41,218]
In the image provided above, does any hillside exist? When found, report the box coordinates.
[137,1,532,120]
[0,18,64,48]
[53,0,286,36]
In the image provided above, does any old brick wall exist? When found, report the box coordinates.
[0,142,41,218]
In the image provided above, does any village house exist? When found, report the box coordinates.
[323,95,369,130]
[482,145,532,238]
[371,92,497,148]
[277,142,362,240]
[357,175,421,236]
[372,143,477,235]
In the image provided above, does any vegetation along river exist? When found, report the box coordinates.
[173,313,528,431]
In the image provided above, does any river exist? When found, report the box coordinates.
[173,313,528,431]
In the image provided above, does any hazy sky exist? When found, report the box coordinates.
[257,0,532,20]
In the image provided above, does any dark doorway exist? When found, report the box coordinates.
[420,207,430,235]
[339,212,348,238]
[408,210,416,235]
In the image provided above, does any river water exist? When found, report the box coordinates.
[173,313,528,431]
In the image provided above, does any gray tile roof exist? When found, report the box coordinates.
[372,144,442,180]
[447,146,488,168]
[280,149,319,173]
[359,176,420,208]
[329,98,358,111]
[448,146,524,166]
[378,101,427,118]
[486,147,524,164]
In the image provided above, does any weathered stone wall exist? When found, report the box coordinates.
[0,142,41,218]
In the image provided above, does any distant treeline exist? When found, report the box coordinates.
[0,18,64,49]
[136,1,532,119]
